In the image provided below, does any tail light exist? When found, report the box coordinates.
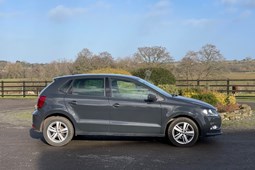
[37,96,46,109]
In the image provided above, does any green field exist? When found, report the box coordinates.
[224,72,255,79]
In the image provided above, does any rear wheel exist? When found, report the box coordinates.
[167,117,199,147]
[43,116,74,147]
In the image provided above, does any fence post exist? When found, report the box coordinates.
[226,79,230,95]
[1,81,3,97]
[23,81,26,97]
[197,80,200,86]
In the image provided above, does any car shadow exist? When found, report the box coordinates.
[29,128,221,147]
[29,128,48,144]
[29,128,42,139]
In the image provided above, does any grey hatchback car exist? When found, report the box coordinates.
[32,74,221,147]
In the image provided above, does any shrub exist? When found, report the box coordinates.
[191,93,218,106]
[216,103,240,113]
[211,91,227,105]
[179,88,202,97]
[158,84,179,95]
[89,68,131,75]
[132,67,176,85]
[225,95,236,105]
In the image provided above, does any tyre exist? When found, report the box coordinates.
[167,117,199,147]
[43,116,74,147]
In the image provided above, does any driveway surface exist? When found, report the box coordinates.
[0,99,255,170]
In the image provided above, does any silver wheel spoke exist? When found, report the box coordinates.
[50,132,58,139]
[185,130,194,136]
[48,126,57,133]
[174,133,183,140]
[183,122,188,131]
[174,126,183,133]
[57,133,65,142]
[47,121,69,143]
[172,121,195,145]
[182,134,189,143]
[56,121,61,130]
[60,127,68,134]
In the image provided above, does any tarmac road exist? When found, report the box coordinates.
[0,99,255,170]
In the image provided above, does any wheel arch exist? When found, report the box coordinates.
[164,115,202,137]
[40,112,77,136]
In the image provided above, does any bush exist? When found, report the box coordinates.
[157,85,238,111]
[226,95,236,105]
[89,68,131,75]
[216,103,240,113]
[211,91,227,105]
[191,93,218,106]
[179,88,202,97]
[132,67,176,85]
[158,84,179,95]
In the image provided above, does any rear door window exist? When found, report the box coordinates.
[71,78,105,97]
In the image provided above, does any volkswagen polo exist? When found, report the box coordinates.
[32,74,221,147]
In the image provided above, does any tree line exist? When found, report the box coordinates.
[0,44,254,80]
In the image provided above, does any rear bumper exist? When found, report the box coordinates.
[32,110,43,132]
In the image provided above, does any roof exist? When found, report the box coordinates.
[54,74,140,80]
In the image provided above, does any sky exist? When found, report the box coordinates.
[0,0,255,63]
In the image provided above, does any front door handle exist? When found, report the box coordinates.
[112,103,120,108]
[69,101,77,105]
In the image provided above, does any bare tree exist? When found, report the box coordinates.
[115,56,141,71]
[73,48,115,73]
[73,48,93,73]
[4,62,26,78]
[134,46,173,66]
[197,44,225,79]
[177,44,226,80]
[177,51,199,80]
[44,59,74,78]
[92,51,115,69]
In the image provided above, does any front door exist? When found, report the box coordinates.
[108,78,162,135]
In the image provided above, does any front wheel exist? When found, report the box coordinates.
[167,117,199,147]
[43,116,74,147]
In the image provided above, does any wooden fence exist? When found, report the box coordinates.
[176,79,255,97]
[0,81,51,97]
[0,79,255,97]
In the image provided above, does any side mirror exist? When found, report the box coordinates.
[147,94,157,102]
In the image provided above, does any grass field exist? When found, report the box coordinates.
[236,97,255,102]
[224,72,255,79]
[222,114,255,130]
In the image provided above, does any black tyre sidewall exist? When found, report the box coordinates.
[43,116,74,147]
[168,117,199,147]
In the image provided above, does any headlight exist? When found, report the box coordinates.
[202,109,219,116]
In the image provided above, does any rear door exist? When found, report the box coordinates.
[65,77,110,133]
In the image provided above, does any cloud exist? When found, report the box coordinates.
[233,9,253,21]
[147,0,172,17]
[0,11,20,18]
[138,0,172,36]
[48,5,87,22]
[240,9,252,17]
[221,0,255,8]
[184,18,213,27]
[48,2,111,22]
[220,0,254,20]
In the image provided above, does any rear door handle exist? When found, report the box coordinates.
[112,103,120,108]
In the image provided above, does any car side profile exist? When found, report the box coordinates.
[32,74,222,147]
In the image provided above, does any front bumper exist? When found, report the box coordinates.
[201,115,222,137]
